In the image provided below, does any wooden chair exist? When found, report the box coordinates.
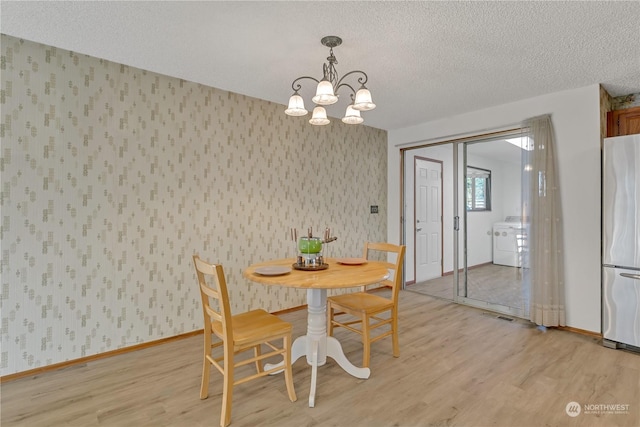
[193,255,296,427]
[327,242,406,368]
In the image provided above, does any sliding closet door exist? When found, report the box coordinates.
[457,138,529,319]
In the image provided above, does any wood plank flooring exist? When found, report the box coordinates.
[2,290,639,427]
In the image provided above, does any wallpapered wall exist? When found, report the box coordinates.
[0,35,388,376]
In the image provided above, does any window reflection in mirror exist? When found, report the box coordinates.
[466,166,491,211]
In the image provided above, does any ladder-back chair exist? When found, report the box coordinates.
[193,255,296,427]
[327,242,406,368]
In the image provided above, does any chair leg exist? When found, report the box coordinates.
[200,335,212,399]
[283,334,297,402]
[327,305,334,336]
[254,344,263,373]
[392,308,400,358]
[362,314,371,368]
[220,352,234,427]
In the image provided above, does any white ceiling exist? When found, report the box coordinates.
[2,1,639,131]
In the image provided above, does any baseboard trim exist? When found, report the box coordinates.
[1,305,310,384]
[557,325,602,339]
[272,304,306,316]
[0,330,203,383]
[2,304,598,383]
[442,261,493,276]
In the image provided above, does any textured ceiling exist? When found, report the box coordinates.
[2,1,639,131]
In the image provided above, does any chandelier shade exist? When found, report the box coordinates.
[342,105,364,124]
[309,106,330,126]
[284,91,308,116]
[312,79,338,105]
[284,36,375,126]
[353,86,376,111]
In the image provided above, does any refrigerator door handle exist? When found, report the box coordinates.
[619,272,640,280]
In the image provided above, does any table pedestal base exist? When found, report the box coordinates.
[267,288,370,407]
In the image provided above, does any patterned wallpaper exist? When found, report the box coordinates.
[0,34,387,376]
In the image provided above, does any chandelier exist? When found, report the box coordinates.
[284,36,376,126]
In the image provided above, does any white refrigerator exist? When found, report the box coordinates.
[602,134,640,350]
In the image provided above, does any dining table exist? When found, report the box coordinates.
[242,257,389,407]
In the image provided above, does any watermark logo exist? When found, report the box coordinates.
[583,403,630,415]
[565,401,631,417]
[565,402,581,417]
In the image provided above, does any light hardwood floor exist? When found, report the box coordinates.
[2,290,639,427]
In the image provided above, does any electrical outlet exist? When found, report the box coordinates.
[370,205,379,214]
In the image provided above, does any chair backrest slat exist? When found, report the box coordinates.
[193,255,233,340]
[363,242,406,301]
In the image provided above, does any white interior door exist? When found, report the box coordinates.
[415,158,443,282]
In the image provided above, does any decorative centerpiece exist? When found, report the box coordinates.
[290,227,337,271]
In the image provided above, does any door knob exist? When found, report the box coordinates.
[416,228,422,232]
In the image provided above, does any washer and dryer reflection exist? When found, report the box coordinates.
[492,216,526,267]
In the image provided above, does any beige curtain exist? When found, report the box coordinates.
[522,115,566,327]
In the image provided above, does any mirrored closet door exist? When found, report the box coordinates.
[402,132,529,319]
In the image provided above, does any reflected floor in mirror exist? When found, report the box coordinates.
[408,263,529,311]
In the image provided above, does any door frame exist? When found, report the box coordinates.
[399,145,451,288]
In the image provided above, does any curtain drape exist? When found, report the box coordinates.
[522,115,566,326]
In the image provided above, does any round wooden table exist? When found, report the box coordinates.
[243,258,389,407]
